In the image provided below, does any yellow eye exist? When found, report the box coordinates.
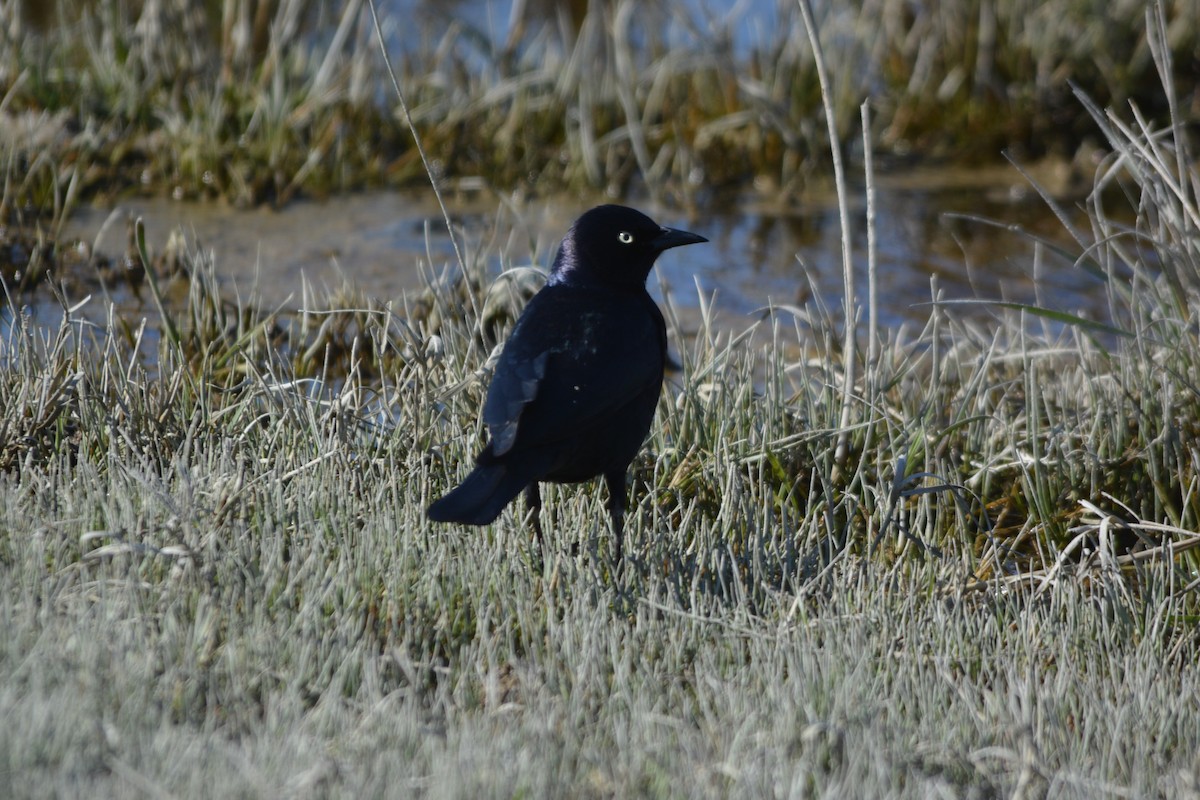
[617,231,634,244]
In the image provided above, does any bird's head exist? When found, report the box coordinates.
[547,205,707,290]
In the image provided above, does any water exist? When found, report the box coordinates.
[390,0,792,53]
[60,160,1101,338]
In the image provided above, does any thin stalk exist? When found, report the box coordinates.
[797,0,857,478]
[862,101,878,373]
[367,0,465,273]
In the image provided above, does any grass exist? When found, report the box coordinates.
[4,42,1200,797]
[0,0,1196,214]
[2,1,1200,797]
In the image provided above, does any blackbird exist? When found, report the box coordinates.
[427,204,707,563]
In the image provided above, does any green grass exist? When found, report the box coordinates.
[2,2,1200,797]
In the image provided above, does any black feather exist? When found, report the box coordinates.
[426,205,707,564]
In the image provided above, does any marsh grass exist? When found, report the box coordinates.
[1,0,1196,213]
[3,28,1200,791]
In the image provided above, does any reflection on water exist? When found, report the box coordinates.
[693,174,1099,327]
[61,166,1101,336]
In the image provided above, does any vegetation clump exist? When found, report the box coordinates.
[1,0,1197,208]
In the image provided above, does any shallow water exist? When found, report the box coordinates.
[20,0,1111,339]
[59,160,1100,338]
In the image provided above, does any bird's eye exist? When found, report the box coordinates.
[617,231,634,244]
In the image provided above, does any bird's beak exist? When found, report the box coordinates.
[652,226,708,252]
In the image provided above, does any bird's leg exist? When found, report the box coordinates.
[604,470,627,571]
[524,483,543,556]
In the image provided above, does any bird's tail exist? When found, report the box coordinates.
[426,463,529,526]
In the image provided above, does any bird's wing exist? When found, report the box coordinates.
[486,349,548,455]
[482,287,664,457]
